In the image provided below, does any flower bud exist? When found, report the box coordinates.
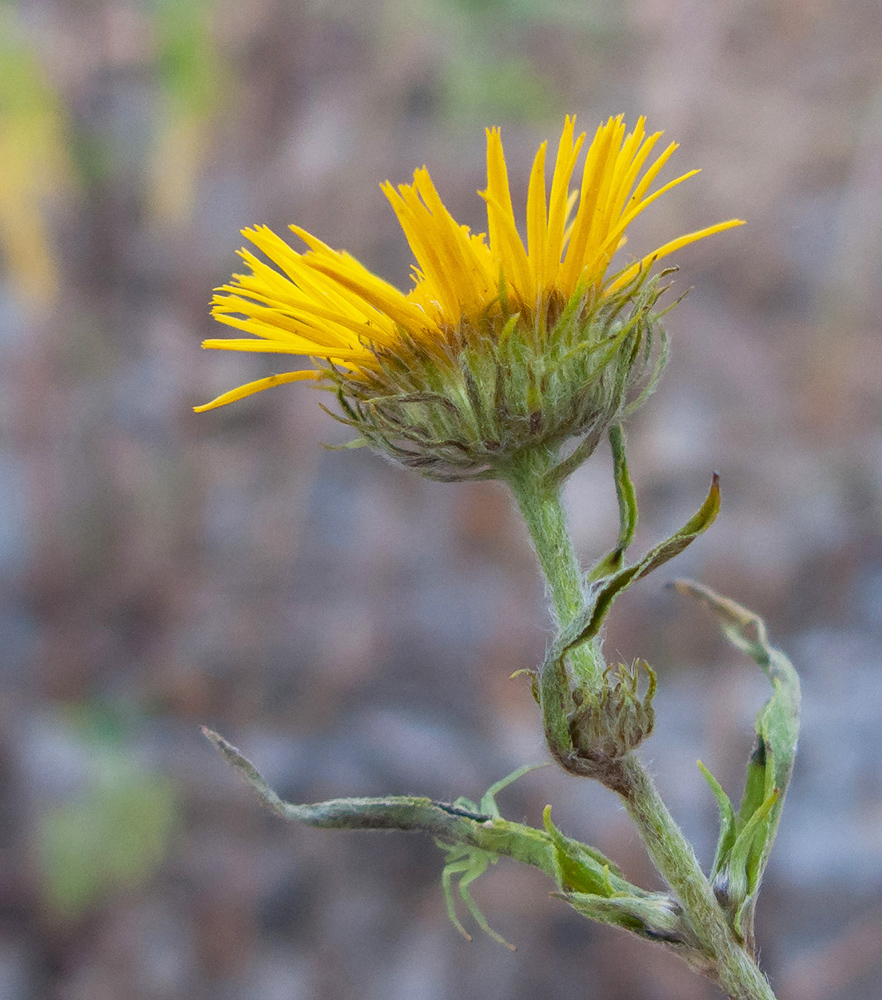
[568,659,657,768]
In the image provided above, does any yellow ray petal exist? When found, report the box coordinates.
[525,140,548,300]
[480,190,533,304]
[412,168,495,310]
[484,128,519,251]
[194,369,322,412]
[383,178,462,318]
[579,169,702,286]
[627,140,679,208]
[289,241,431,333]
[560,118,620,293]
[211,297,367,350]
[201,337,370,360]
[239,241,396,328]
[545,116,584,288]
[605,218,746,294]
[226,233,404,350]
[584,116,626,256]
[602,120,654,227]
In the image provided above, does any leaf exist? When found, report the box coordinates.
[320,437,369,451]
[670,581,801,944]
[726,788,777,895]
[696,760,736,878]
[736,735,771,833]
[206,731,719,955]
[589,424,638,580]
[542,806,633,896]
[560,473,721,657]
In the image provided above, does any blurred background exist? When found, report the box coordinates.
[1,0,881,997]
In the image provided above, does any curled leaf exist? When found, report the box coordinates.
[671,582,800,948]
[562,473,720,657]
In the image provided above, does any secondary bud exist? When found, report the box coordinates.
[568,660,657,768]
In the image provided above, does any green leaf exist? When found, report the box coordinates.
[320,436,369,451]
[560,473,721,657]
[206,731,727,955]
[736,736,771,833]
[542,806,634,896]
[696,760,736,878]
[727,790,778,936]
[589,424,638,580]
[671,581,801,944]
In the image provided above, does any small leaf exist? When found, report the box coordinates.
[697,760,736,877]
[205,731,702,953]
[542,806,634,897]
[726,790,778,936]
[561,473,720,656]
[589,424,638,580]
[320,436,369,451]
[735,735,773,832]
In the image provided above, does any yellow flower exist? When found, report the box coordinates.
[197,115,742,414]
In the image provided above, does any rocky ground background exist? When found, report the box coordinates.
[1,0,881,997]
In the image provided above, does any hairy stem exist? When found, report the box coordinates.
[616,755,777,1000]
[505,466,778,1000]
[505,448,604,692]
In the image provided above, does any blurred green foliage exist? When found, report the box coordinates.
[36,708,179,922]
[445,53,561,122]
[446,0,623,28]
[154,0,225,118]
[407,0,625,124]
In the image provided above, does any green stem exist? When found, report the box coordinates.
[617,755,777,1000]
[505,448,603,691]
[505,457,777,1000]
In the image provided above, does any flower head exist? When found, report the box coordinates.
[199,116,742,480]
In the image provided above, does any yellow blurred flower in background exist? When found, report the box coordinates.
[0,12,73,312]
